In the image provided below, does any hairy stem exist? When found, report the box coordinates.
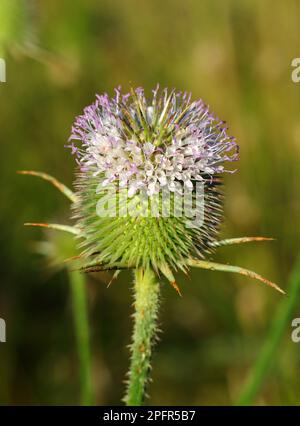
[124,267,160,406]
[68,270,94,405]
[236,257,300,405]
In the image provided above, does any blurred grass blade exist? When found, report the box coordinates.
[24,222,79,235]
[188,259,285,294]
[210,237,274,248]
[68,269,94,406]
[18,170,78,203]
[236,257,300,405]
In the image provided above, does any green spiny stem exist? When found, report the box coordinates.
[124,267,160,406]
[68,269,94,406]
[236,257,300,405]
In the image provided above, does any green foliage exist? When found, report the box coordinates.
[0,0,33,55]
[236,257,300,405]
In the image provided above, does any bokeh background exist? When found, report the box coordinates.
[1,0,300,405]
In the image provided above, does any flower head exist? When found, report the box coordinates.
[68,86,238,276]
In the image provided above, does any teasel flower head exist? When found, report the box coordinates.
[67,86,238,279]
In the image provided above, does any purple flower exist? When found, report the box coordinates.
[68,86,238,197]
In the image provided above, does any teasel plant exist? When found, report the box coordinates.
[21,86,284,406]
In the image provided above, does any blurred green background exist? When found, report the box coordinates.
[1,0,300,405]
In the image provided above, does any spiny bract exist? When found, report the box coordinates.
[67,86,238,278]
